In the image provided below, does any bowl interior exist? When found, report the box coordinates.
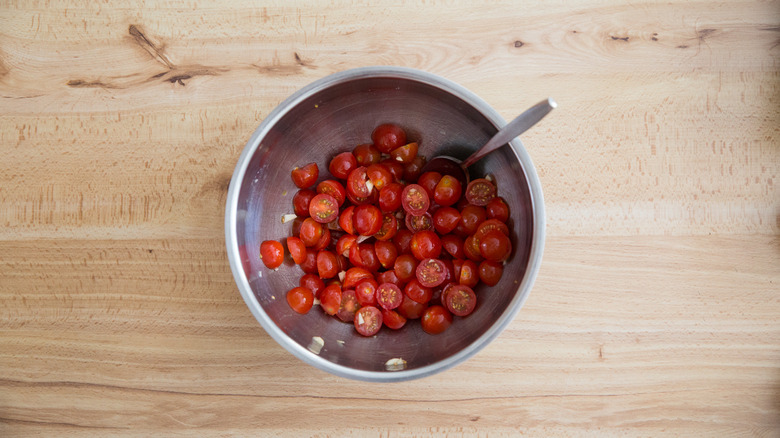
[232,73,535,375]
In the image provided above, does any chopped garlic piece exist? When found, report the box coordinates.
[281,213,298,223]
[338,271,346,282]
[365,179,374,193]
[308,336,324,354]
[356,235,371,243]
[385,358,407,371]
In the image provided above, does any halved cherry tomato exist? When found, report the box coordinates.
[336,234,358,257]
[393,253,418,283]
[457,204,487,235]
[353,143,381,166]
[293,189,315,217]
[349,243,380,272]
[486,197,510,222]
[316,179,346,206]
[312,228,332,251]
[299,218,324,247]
[374,240,398,269]
[260,240,284,269]
[378,182,404,212]
[405,212,432,232]
[417,171,442,199]
[300,274,325,298]
[329,152,357,180]
[410,230,442,260]
[291,162,319,189]
[463,234,484,262]
[403,155,426,182]
[475,218,510,240]
[320,284,342,315]
[404,278,433,304]
[398,294,427,319]
[465,178,497,206]
[374,213,398,241]
[381,308,407,330]
[478,229,512,262]
[444,284,476,317]
[478,260,504,286]
[459,259,479,287]
[416,258,447,288]
[421,305,452,334]
[354,204,382,236]
[372,123,407,153]
[376,283,403,310]
[354,306,382,336]
[346,166,372,198]
[366,164,393,191]
[300,248,318,274]
[355,278,378,306]
[286,286,314,314]
[343,267,373,289]
[377,269,403,287]
[286,237,306,264]
[317,250,339,279]
[433,207,461,235]
[401,184,429,216]
[393,229,413,254]
[433,175,462,207]
[336,290,361,322]
[338,205,356,235]
[380,158,404,182]
[309,193,339,224]
[390,142,418,163]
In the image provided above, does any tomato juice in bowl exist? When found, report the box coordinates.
[225,66,545,381]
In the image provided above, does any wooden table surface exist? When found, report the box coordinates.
[2,1,779,436]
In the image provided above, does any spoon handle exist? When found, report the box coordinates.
[461,97,557,169]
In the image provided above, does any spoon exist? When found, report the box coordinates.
[421,97,557,185]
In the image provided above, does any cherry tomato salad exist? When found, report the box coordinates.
[259,123,512,336]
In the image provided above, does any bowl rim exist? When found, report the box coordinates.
[225,66,546,382]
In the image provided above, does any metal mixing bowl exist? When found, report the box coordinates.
[225,66,545,381]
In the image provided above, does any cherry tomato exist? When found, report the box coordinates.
[465,178,497,206]
[316,179,346,206]
[371,123,407,153]
[378,182,404,212]
[286,236,306,264]
[366,164,393,191]
[403,155,426,182]
[421,305,452,334]
[431,207,461,235]
[300,274,325,298]
[374,214,398,241]
[389,142,418,163]
[336,234,358,257]
[479,229,512,262]
[343,267,373,289]
[349,243,380,272]
[405,212,432,232]
[404,278,433,304]
[353,143,381,166]
[309,193,339,224]
[317,250,339,279]
[458,204,487,235]
[451,259,463,282]
[291,162,319,189]
[329,152,357,180]
[478,260,504,286]
[299,218,324,247]
[377,269,403,287]
[486,197,510,222]
[459,259,479,287]
[380,158,404,182]
[338,205,356,235]
[376,283,403,310]
[354,306,383,336]
[293,189,315,217]
[393,229,413,254]
[433,175,462,207]
[374,240,399,269]
[410,230,442,260]
[337,290,361,323]
[286,286,314,314]
[475,219,510,241]
[300,248,318,274]
[417,171,442,199]
[260,240,284,269]
[346,166,372,198]
[355,278,378,306]
[463,234,484,262]
[381,308,407,330]
[354,204,382,236]
[444,284,476,317]
[416,258,448,288]
[398,294,427,319]
[393,253,419,283]
[401,184,430,216]
[320,284,342,315]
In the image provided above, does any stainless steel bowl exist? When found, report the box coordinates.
[225,66,545,381]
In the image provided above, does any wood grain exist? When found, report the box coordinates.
[1,0,779,436]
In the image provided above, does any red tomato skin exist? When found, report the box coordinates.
[260,240,284,269]
[478,229,512,262]
[353,143,381,166]
[372,123,407,153]
[286,286,314,314]
[397,294,428,320]
[486,197,510,222]
[410,230,442,260]
[291,162,319,189]
[478,260,504,286]
[286,236,307,264]
[293,189,315,217]
[421,305,452,334]
[354,306,383,336]
[354,204,382,236]
[329,152,357,180]
[300,274,325,298]
[381,308,407,330]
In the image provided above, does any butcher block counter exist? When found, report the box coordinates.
[1,1,778,436]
